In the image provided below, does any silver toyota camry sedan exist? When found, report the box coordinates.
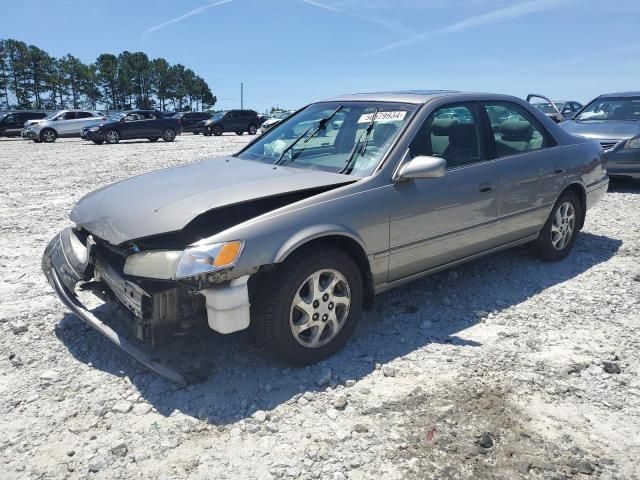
[42,90,609,383]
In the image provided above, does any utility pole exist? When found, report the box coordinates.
[240,82,244,110]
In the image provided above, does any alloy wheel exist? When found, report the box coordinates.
[42,130,56,143]
[163,129,175,141]
[105,130,119,144]
[551,201,575,250]
[289,269,351,348]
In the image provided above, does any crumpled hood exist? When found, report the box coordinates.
[71,156,352,245]
[561,120,640,141]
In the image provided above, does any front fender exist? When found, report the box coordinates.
[274,223,366,263]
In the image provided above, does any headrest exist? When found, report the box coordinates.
[500,120,532,140]
[431,118,457,136]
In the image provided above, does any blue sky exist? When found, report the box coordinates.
[2,0,639,111]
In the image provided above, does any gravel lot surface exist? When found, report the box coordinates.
[1,134,639,480]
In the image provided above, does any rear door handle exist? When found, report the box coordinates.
[479,183,494,193]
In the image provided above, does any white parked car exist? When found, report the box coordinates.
[260,111,294,134]
[21,110,106,143]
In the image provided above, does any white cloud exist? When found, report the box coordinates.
[143,0,236,37]
[301,0,414,34]
[370,0,569,54]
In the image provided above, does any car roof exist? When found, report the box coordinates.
[599,91,640,98]
[321,90,532,105]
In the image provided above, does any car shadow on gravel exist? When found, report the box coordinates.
[55,231,621,425]
[608,177,640,193]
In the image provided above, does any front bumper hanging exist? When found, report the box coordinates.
[42,229,188,385]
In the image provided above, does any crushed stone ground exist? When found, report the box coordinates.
[1,134,639,479]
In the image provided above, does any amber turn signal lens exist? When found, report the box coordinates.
[213,241,242,267]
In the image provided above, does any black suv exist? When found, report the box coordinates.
[201,110,261,136]
[172,111,213,134]
[0,111,47,137]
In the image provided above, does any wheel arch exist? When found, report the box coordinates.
[274,227,374,310]
[561,182,587,229]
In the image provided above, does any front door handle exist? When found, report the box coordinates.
[479,183,494,193]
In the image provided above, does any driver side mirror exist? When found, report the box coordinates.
[119,117,126,123]
[397,155,447,180]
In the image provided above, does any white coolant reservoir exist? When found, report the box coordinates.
[198,276,251,334]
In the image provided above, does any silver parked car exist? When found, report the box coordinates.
[561,91,640,180]
[42,90,608,383]
[22,110,105,143]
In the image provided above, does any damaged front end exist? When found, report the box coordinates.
[42,227,251,384]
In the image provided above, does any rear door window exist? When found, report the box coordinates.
[77,111,93,119]
[482,102,553,157]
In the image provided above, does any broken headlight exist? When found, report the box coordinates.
[123,241,243,280]
[174,241,243,279]
[123,250,182,279]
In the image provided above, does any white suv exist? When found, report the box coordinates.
[22,110,105,143]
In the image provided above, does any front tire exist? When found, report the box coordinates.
[105,130,120,144]
[212,125,223,136]
[236,130,244,136]
[248,124,257,135]
[92,140,104,145]
[531,190,581,261]
[162,128,176,142]
[40,129,57,143]
[251,247,363,366]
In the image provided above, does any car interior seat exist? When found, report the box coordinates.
[371,123,398,148]
[429,118,456,156]
[443,123,479,166]
[495,120,534,156]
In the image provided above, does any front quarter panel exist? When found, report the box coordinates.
[196,178,392,286]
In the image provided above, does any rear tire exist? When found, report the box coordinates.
[162,128,176,142]
[531,190,582,261]
[248,124,257,135]
[236,130,244,136]
[251,247,363,366]
[40,129,57,143]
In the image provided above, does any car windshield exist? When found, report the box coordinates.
[107,112,126,121]
[575,97,640,121]
[212,112,225,120]
[533,102,563,113]
[237,101,416,177]
[46,111,62,120]
[273,111,291,120]
[171,113,184,118]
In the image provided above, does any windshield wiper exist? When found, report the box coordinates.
[274,105,343,165]
[340,109,378,175]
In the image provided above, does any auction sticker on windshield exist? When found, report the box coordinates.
[358,111,407,123]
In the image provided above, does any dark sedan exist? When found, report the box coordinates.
[561,92,640,179]
[82,110,182,144]
[172,111,213,134]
